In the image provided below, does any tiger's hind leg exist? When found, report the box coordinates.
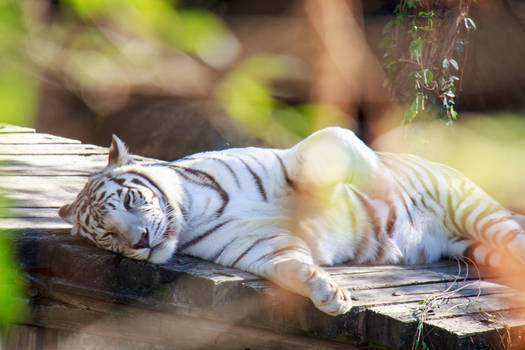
[281,127,392,198]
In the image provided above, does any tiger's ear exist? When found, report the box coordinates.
[108,134,133,168]
[58,203,74,224]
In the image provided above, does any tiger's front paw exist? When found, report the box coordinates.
[310,274,353,315]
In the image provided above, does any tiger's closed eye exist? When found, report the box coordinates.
[100,231,115,240]
[124,191,133,210]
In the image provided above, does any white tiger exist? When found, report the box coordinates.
[59,127,525,315]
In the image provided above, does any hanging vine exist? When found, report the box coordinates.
[381,0,476,122]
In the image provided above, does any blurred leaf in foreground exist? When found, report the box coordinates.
[218,54,348,146]
[0,197,26,329]
[65,0,239,68]
[0,0,37,127]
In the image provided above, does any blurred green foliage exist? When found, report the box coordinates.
[0,1,38,127]
[0,200,26,329]
[381,0,475,123]
[65,0,230,60]
[1,0,346,142]
[219,54,347,145]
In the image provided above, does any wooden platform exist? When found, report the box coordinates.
[3,124,525,349]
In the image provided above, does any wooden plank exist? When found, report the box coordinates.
[30,237,511,341]
[350,279,510,307]
[0,176,86,208]
[4,325,58,350]
[20,247,278,330]
[27,300,358,350]
[244,262,495,296]
[364,293,525,349]
[44,243,260,301]
[0,124,35,133]
[332,263,494,289]
[369,294,525,324]
[24,269,344,340]
[17,232,522,348]
[325,260,455,274]
[1,207,64,218]
[0,155,105,176]
[0,217,70,232]
[0,154,159,176]
[5,325,175,350]
[0,133,80,144]
[0,144,107,155]
[424,310,525,349]
[25,259,517,350]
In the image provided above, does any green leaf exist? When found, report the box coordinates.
[450,106,458,120]
[423,69,434,84]
[382,19,396,35]
[416,92,425,111]
[409,38,423,63]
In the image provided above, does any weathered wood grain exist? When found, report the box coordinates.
[0,155,105,175]
[424,310,525,349]
[364,293,525,349]
[1,207,64,218]
[0,154,160,176]
[0,133,80,144]
[0,217,70,232]
[325,260,454,274]
[351,279,510,307]
[244,263,494,298]
[0,124,35,133]
[333,264,493,290]
[0,176,86,208]
[369,294,525,324]
[6,325,173,350]
[27,300,358,350]
[4,325,59,350]
[0,144,107,155]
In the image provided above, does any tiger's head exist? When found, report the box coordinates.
[59,135,182,264]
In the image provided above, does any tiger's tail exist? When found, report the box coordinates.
[462,203,525,269]
[441,168,525,269]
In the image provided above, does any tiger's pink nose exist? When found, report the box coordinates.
[132,228,149,249]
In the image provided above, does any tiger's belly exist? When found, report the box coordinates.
[388,189,458,265]
[390,212,453,265]
[290,185,455,266]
